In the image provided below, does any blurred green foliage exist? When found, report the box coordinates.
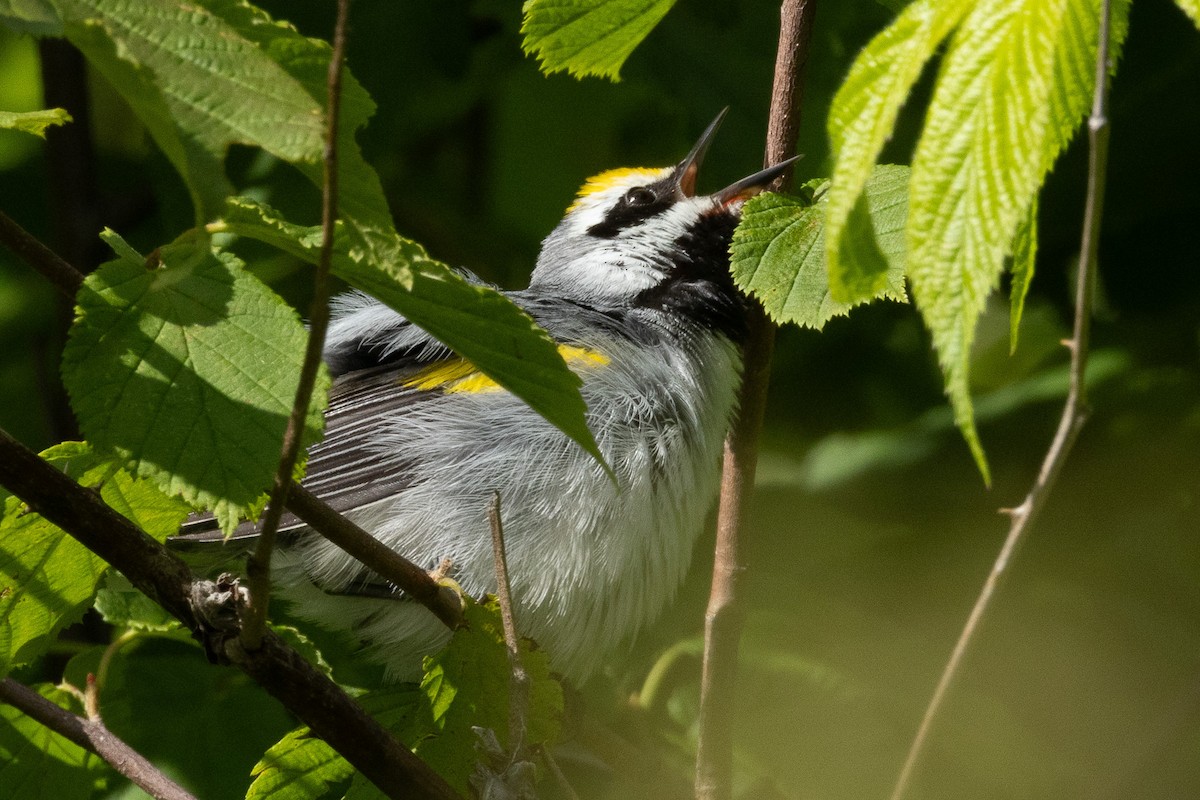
[1,0,1199,798]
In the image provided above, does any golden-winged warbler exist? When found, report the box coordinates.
[176,110,795,682]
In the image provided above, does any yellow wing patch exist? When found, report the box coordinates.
[402,345,612,395]
[567,167,668,213]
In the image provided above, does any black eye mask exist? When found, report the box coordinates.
[586,176,678,238]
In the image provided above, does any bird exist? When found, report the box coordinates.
[173,110,796,683]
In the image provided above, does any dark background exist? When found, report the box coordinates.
[1,1,1199,797]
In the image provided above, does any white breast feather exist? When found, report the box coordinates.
[273,324,742,682]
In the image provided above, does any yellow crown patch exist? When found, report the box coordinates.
[568,167,667,213]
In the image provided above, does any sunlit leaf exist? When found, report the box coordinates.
[825,0,974,303]
[1177,0,1200,29]
[521,0,677,81]
[1009,196,1038,354]
[57,0,326,222]
[906,0,1130,482]
[247,727,353,800]
[61,231,329,530]
[0,108,71,138]
[731,166,908,330]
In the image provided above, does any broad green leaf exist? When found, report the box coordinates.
[61,231,329,530]
[1178,0,1200,29]
[0,443,186,676]
[249,685,427,800]
[521,0,678,81]
[0,108,71,138]
[51,0,601,468]
[247,727,354,800]
[731,167,909,330]
[1009,196,1038,354]
[58,0,326,221]
[93,573,178,633]
[221,198,605,468]
[825,0,975,303]
[0,684,109,799]
[65,635,294,798]
[416,598,563,794]
[0,0,61,35]
[906,0,1130,482]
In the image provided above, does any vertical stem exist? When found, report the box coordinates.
[488,492,529,754]
[694,2,817,799]
[887,3,1113,798]
[241,0,351,648]
[37,38,98,442]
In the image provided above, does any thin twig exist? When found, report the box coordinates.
[694,2,816,799]
[286,484,464,630]
[0,210,84,298]
[542,746,582,800]
[0,677,196,800]
[887,3,1113,798]
[487,491,529,755]
[0,428,461,800]
[242,0,351,649]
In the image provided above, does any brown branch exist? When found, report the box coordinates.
[0,428,461,800]
[694,2,817,799]
[887,3,1114,798]
[0,210,84,299]
[286,484,464,630]
[487,492,529,754]
[242,0,351,648]
[0,677,196,800]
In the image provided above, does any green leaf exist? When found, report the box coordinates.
[825,0,975,303]
[247,727,354,800]
[732,167,909,330]
[1009,196,1038,354]
[57,0,326,221]
[221,197,605,470]
[1177,0,1200,29]
[65,635,294,798]
[0,0,61,35]
[0,108,71,138]
[416,598,563,794]
[61,231,329,529]
[906,0,1130,483]
[55,0,601,467]
[93,573,178,633]
[0,443,187,676]
[249,686,426,800]
[0,684,109,799]
[521,0,678,81]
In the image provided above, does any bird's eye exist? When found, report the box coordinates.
[624,187,656,207]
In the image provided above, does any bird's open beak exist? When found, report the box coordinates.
[673,108,728,199]
[713,156,802,207]
[672,108,802,206]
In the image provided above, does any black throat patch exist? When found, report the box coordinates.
[632,210,747,343]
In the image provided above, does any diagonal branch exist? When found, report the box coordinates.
[694,2,817,799]
[887,2,1114,798]
[286,484,464,630]
[242,0,352,649]
[0,428,461,800]
[0,210,84,298]
[0,677,196,800]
